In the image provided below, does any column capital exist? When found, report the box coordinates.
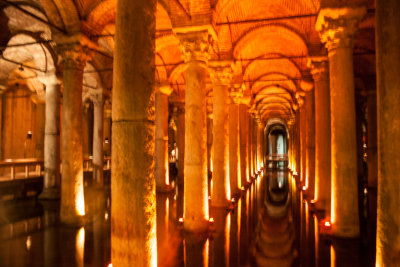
[0,84,5,95]
[55,34,96,70]
[38,72,62,87]
[175,29,214,63]
[316,7,366,51]
[295,91,305,108]
[307,56,329,81]
[209,60,233,85]
[90,90,104,106]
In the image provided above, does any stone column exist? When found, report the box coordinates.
[155,85,173,192]
[295,110,301,176]
[375,0,400,265]
[316,6,366,237]
[103,101,112,157]
[257,118,264,171]
[38,74,61,199]
[207,116,213,180]
[305,89,315,199]
[210,61,232,208]
[35,101,45,158]
[176,29,213,232]
[248,115,254,178]
[308,57,331,213]
[176,102,185,219]
[366,90,377,188]
[229,96,241,196]
[111,0,157,265]
[239,104,249,186]
[299,102,307,185]
[253,117,258,172]
[92,92,104,186]
[57,37,93,225]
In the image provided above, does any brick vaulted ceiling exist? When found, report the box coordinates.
[0,0,375,123]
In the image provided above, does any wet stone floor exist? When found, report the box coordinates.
[0,169,376,267]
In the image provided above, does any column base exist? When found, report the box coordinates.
[38,188,61,200]
[156,184,175,193]
[183,219,210,233]
[211,199,234,210]
[331,224,360,238]
[60,214,86,227]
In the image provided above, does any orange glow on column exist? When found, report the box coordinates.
[76,172,85,216]
[331,179,336,224]
[237,152,242,190]
[226,167,231,201]
[314,172,319,202]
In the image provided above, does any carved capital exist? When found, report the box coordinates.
[55,34,96,70]
[38,72,61,87]
[316,7,366,51]
[295,91,305,107]
[91,90,104,106]
[0,84,5,95]
[175,30,212,63]
[307,56,329,81]
[209,60,233,85]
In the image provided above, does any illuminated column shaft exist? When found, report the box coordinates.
[176,103,185,219]
[239,104,249,185]
[257,119,264,170]
[305,90,315,198]
[210,62,232,207]
[309,58,331,212]
[295,111,301,174]
[155,86,172,192]
[35,102,45,158]
[207,116,213,178]
[92,93,104,186]
[177,30,211,232]
[252,117,258,173]
[39,75,61,199]
[300,104,307,184]
[229,99,240,195]
[317,7,365,237]
[375,0,400,265]
[103,103,112,157]
[111,0,157,265]
[248,116,253,178]
[58,40,91,225]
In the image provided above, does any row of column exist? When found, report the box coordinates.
[294,6,383,244]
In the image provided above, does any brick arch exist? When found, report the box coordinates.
[39,0,80,32]
[233,24,309,60]
[85,1,172,37]
[250,73,298,95]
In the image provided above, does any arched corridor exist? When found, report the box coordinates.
[0,0,398,266]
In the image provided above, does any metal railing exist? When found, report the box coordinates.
[0,157,111,181]
[0,158,44,180]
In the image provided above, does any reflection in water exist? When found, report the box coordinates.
[0,166,377,267]
[184,235,209,267]
[75,227,85,267]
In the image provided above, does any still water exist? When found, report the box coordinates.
[0,168,375,267]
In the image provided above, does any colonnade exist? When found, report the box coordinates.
[32,0,400,265]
